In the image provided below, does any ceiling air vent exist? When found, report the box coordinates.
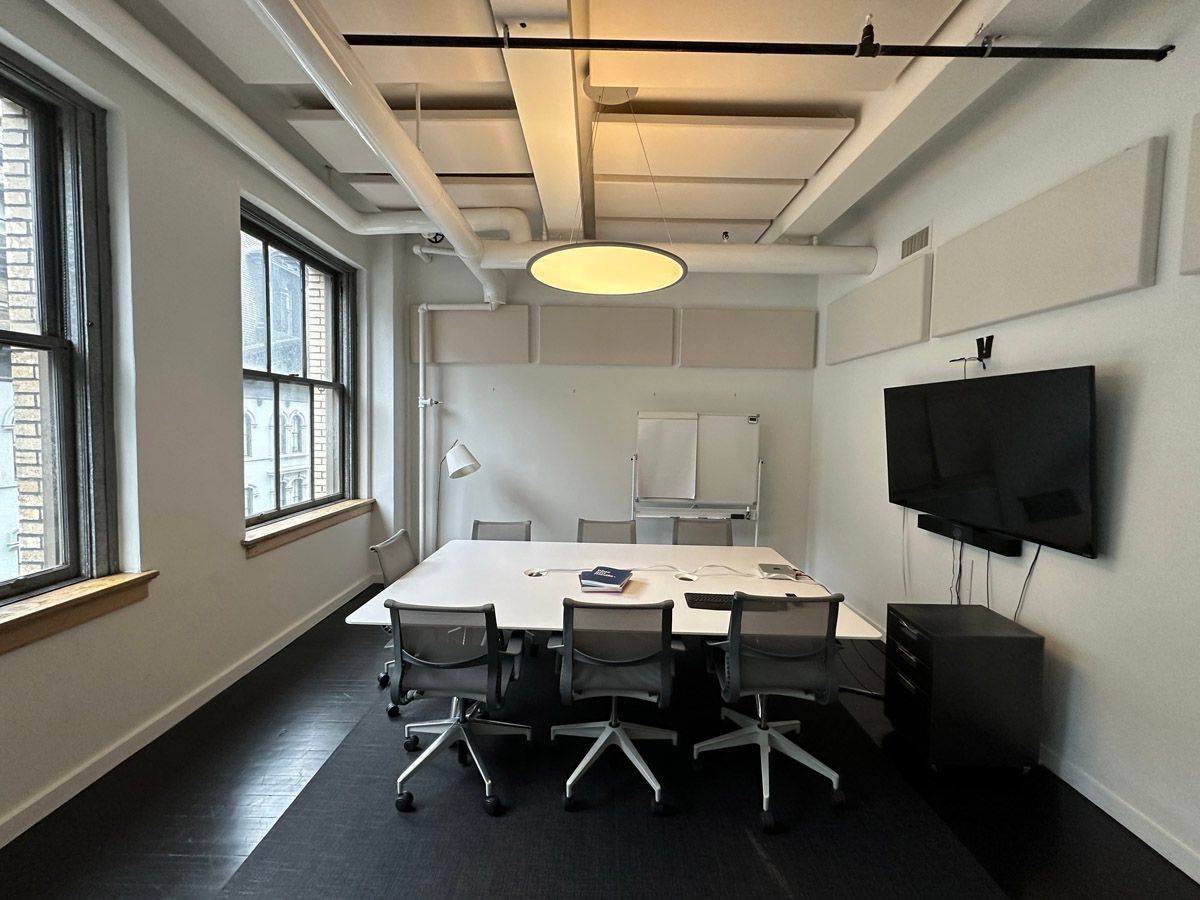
[901,226,930,260]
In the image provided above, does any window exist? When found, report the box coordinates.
[240,204,353,525]
[243,411,254,458]
[0,50,114,602]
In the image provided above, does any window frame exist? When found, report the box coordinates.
[0,47,115,607]
[240,203,355,528]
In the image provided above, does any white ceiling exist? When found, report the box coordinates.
[149,0,979,242]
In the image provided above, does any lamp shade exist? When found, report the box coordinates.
[527,242,687,295]
[445,441,480,479]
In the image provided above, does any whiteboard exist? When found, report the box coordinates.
[697,415,760,504]
[636,411,759,506]
[636,413,698,499]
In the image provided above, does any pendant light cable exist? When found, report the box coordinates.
[626,88,673,246]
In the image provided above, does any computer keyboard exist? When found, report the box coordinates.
[684,592,735,610]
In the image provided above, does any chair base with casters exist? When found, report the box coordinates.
[551,696,676,814]
[693,695,845,833]
[397,696,532,816]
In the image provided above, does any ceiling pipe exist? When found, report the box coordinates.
[246,0,506,305]
[479,240,876,276]
[46,0,875,279]
[43,0,533,246]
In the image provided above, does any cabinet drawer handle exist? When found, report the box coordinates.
[894,643,920,667]
[894,617,921,643]
[895,672,917,694]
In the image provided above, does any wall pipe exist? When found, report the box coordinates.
[245,0,507,304]
[479,239,876,276]
[43,0,533,245]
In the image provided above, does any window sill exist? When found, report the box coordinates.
[242,498,375,558]
[0,571,160,656]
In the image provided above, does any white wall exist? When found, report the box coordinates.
[0,2,393,845]
[808,0,1200,879]
[406,257,818,560]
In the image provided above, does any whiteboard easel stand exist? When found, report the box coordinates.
[629,455,764,547]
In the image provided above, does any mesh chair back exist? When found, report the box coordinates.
[672,517,733,546]
[577,518,637,543]
[386,602,502,708]
[370,529,417,585]
[723,592,843,704]
[471,520,532,541]
[561,599,673,707]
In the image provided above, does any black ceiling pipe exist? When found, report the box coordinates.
[341,34,1175,63]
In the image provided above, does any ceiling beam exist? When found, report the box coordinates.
[491,4,583,239]
[757,0,1101,243]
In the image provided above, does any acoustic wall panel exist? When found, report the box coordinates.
[825,254,933,365]
[1183,114,1200,276]
[409,305,530,364]
[680,308,816,369]
[931,138,1166,337]
[539,306,674,366]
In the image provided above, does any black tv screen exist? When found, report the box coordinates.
[884,366,1096,557]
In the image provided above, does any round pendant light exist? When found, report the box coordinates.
[527,241,687,295]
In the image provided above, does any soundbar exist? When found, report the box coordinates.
[916,514,1023,557]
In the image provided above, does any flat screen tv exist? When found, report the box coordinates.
[884,366,1096,558]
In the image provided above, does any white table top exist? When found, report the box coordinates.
[347,540,881,640]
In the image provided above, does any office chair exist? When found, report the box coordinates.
[692,591,846,833]
[672,517,733,546]
[387,600,531,816]
[577,518,637,543]
[370,529,418,707]
[471,519,532,541]
[370,528,418,585]
[550,598,679,814]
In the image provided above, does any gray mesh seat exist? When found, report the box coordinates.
[672,517,733,546]
[369,529,418,699]
[577,518,637,543]
[693,591,846,832]
[471,520,531,541]
[386,601,531,816]
[550,599,680,814]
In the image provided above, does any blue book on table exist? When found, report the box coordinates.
[579,566,633,592]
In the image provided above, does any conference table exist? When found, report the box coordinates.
[347,539,881,640]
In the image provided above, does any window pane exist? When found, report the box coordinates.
[240,233,266,370]
[269,247,303,375]
[243,378,275,517]
[313,386,341,499]
[279,382,311,508]
[305,268,335,381]
[0,96,43,335]
[0,346,66,582]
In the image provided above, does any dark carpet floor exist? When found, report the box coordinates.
[221,647,1004,900]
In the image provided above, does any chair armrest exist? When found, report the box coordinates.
[546,633,564,651]
[502,633,525,656]
[670,638,686,653]
[705,639,730,650]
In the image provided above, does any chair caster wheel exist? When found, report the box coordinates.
[831,788,848,809]
[457,741,469,766]
[403,735,420,752]
[395,791,413,812]
[483,796,503,816]
[760,810,778,834]
[651,799,667,816]
[377,672,390,688]
[386,703,401,719]
[562,793,579,812]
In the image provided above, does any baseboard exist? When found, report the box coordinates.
[0,574,376,849]
[1040,744,1200,884]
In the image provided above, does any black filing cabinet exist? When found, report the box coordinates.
[885,604,1044,769]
